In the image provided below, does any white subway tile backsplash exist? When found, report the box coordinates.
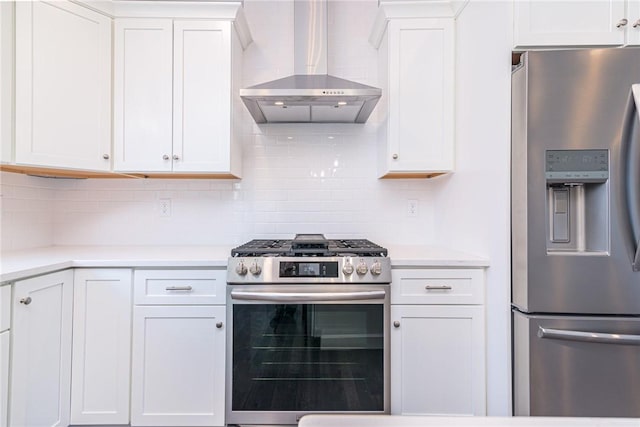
[1,0,437,250]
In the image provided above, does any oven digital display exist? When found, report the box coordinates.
[279,261,339,278]
[299,263,320,276]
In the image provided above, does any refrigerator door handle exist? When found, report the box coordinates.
[622,84,640,272]
[538,326,640,346]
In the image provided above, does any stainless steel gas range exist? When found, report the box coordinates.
[226,234,391,426]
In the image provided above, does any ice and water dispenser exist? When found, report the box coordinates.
[545,149,609,254]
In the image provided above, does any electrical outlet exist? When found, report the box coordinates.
[158,199,171,217]
[407,199,418,217]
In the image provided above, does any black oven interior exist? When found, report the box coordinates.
[232,303,384,412]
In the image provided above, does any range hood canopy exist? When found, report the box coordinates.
[240,0,381,124]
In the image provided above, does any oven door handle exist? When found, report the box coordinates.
[230,289,386,303]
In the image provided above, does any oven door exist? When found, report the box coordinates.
[226,284,390,426]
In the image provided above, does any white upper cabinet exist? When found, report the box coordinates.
[513,0,640,48]
[629,0,640,45]
[113,19,174,172]
[14,1,112,171]
[372,12,455,178]
[114,18,244,176]
[173,21,234,173]
[0,2,14,166]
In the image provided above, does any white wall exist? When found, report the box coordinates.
[0,0,513,415]
[439,0,513,415]
[0,172,55,251]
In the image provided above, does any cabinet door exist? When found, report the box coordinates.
[173,21,232,173]
[0,1,13,165]
[390,305,485,416]
[131,305,226,426]
[1,330,8,427]
[629,0,640,45]
[15,1,111,171]
[114,19,173,172]
[71,269,132,425]
[383,18,454,176]
[513,0,627,48]
[10,270,73,427]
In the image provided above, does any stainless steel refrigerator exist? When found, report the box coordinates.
[511,48,640,417]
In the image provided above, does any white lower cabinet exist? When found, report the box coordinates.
[1,284,10,427]
[71,269,133,425]
[130,269,226,427]
[10,270,73,427]
[390,305,485,415]
[1,330,9,427]
[390,268,486,416]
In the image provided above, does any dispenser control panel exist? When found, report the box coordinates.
[545,149,608,182]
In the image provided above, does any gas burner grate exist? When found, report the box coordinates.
[231,236,387,258]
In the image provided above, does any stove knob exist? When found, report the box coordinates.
[356,261,368,275]
[371,260,382,276]
[342,261,354,275]
[235,261,248,276]
[249,262,262,276]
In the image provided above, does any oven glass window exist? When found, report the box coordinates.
[232,304,384,411]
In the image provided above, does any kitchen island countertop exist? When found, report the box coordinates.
[299,415,640,427]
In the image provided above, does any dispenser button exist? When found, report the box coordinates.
[554,191,568,214]
[552,188,570,243]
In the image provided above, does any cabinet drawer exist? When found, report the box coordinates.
[0,285,10,332]
[391,269,484,305]
[134,269,225,305]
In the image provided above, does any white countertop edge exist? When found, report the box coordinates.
[1,245,489,284]
[387,245,489,268]
[390,259,489,268]
[299,415,640,427]
[0,245,232,284]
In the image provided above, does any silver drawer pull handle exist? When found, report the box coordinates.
[617,18,628,28]
[425,285,453,291]
[20,297,32,305]
[165,286,193,291]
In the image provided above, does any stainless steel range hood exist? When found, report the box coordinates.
[240,0,381,124]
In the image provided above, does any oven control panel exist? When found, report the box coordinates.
[227,257,391,284]
[279,261,339,278]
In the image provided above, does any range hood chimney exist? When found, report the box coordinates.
[240,0,381,124]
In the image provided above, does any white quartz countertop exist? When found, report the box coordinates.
[0,245,488,284]
[299,415,640,427]
[387,245,488,268]
[0,245,232,283]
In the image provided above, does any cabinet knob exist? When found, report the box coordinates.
[102,154,110,160]
[393,320,400,328]
[616,18,628,28]
[173,154,180,161]
[392,153,399,160]
[20,297,32,305]
[633,19,640,28]
[163,154,170,160]
[216,322,223,329]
